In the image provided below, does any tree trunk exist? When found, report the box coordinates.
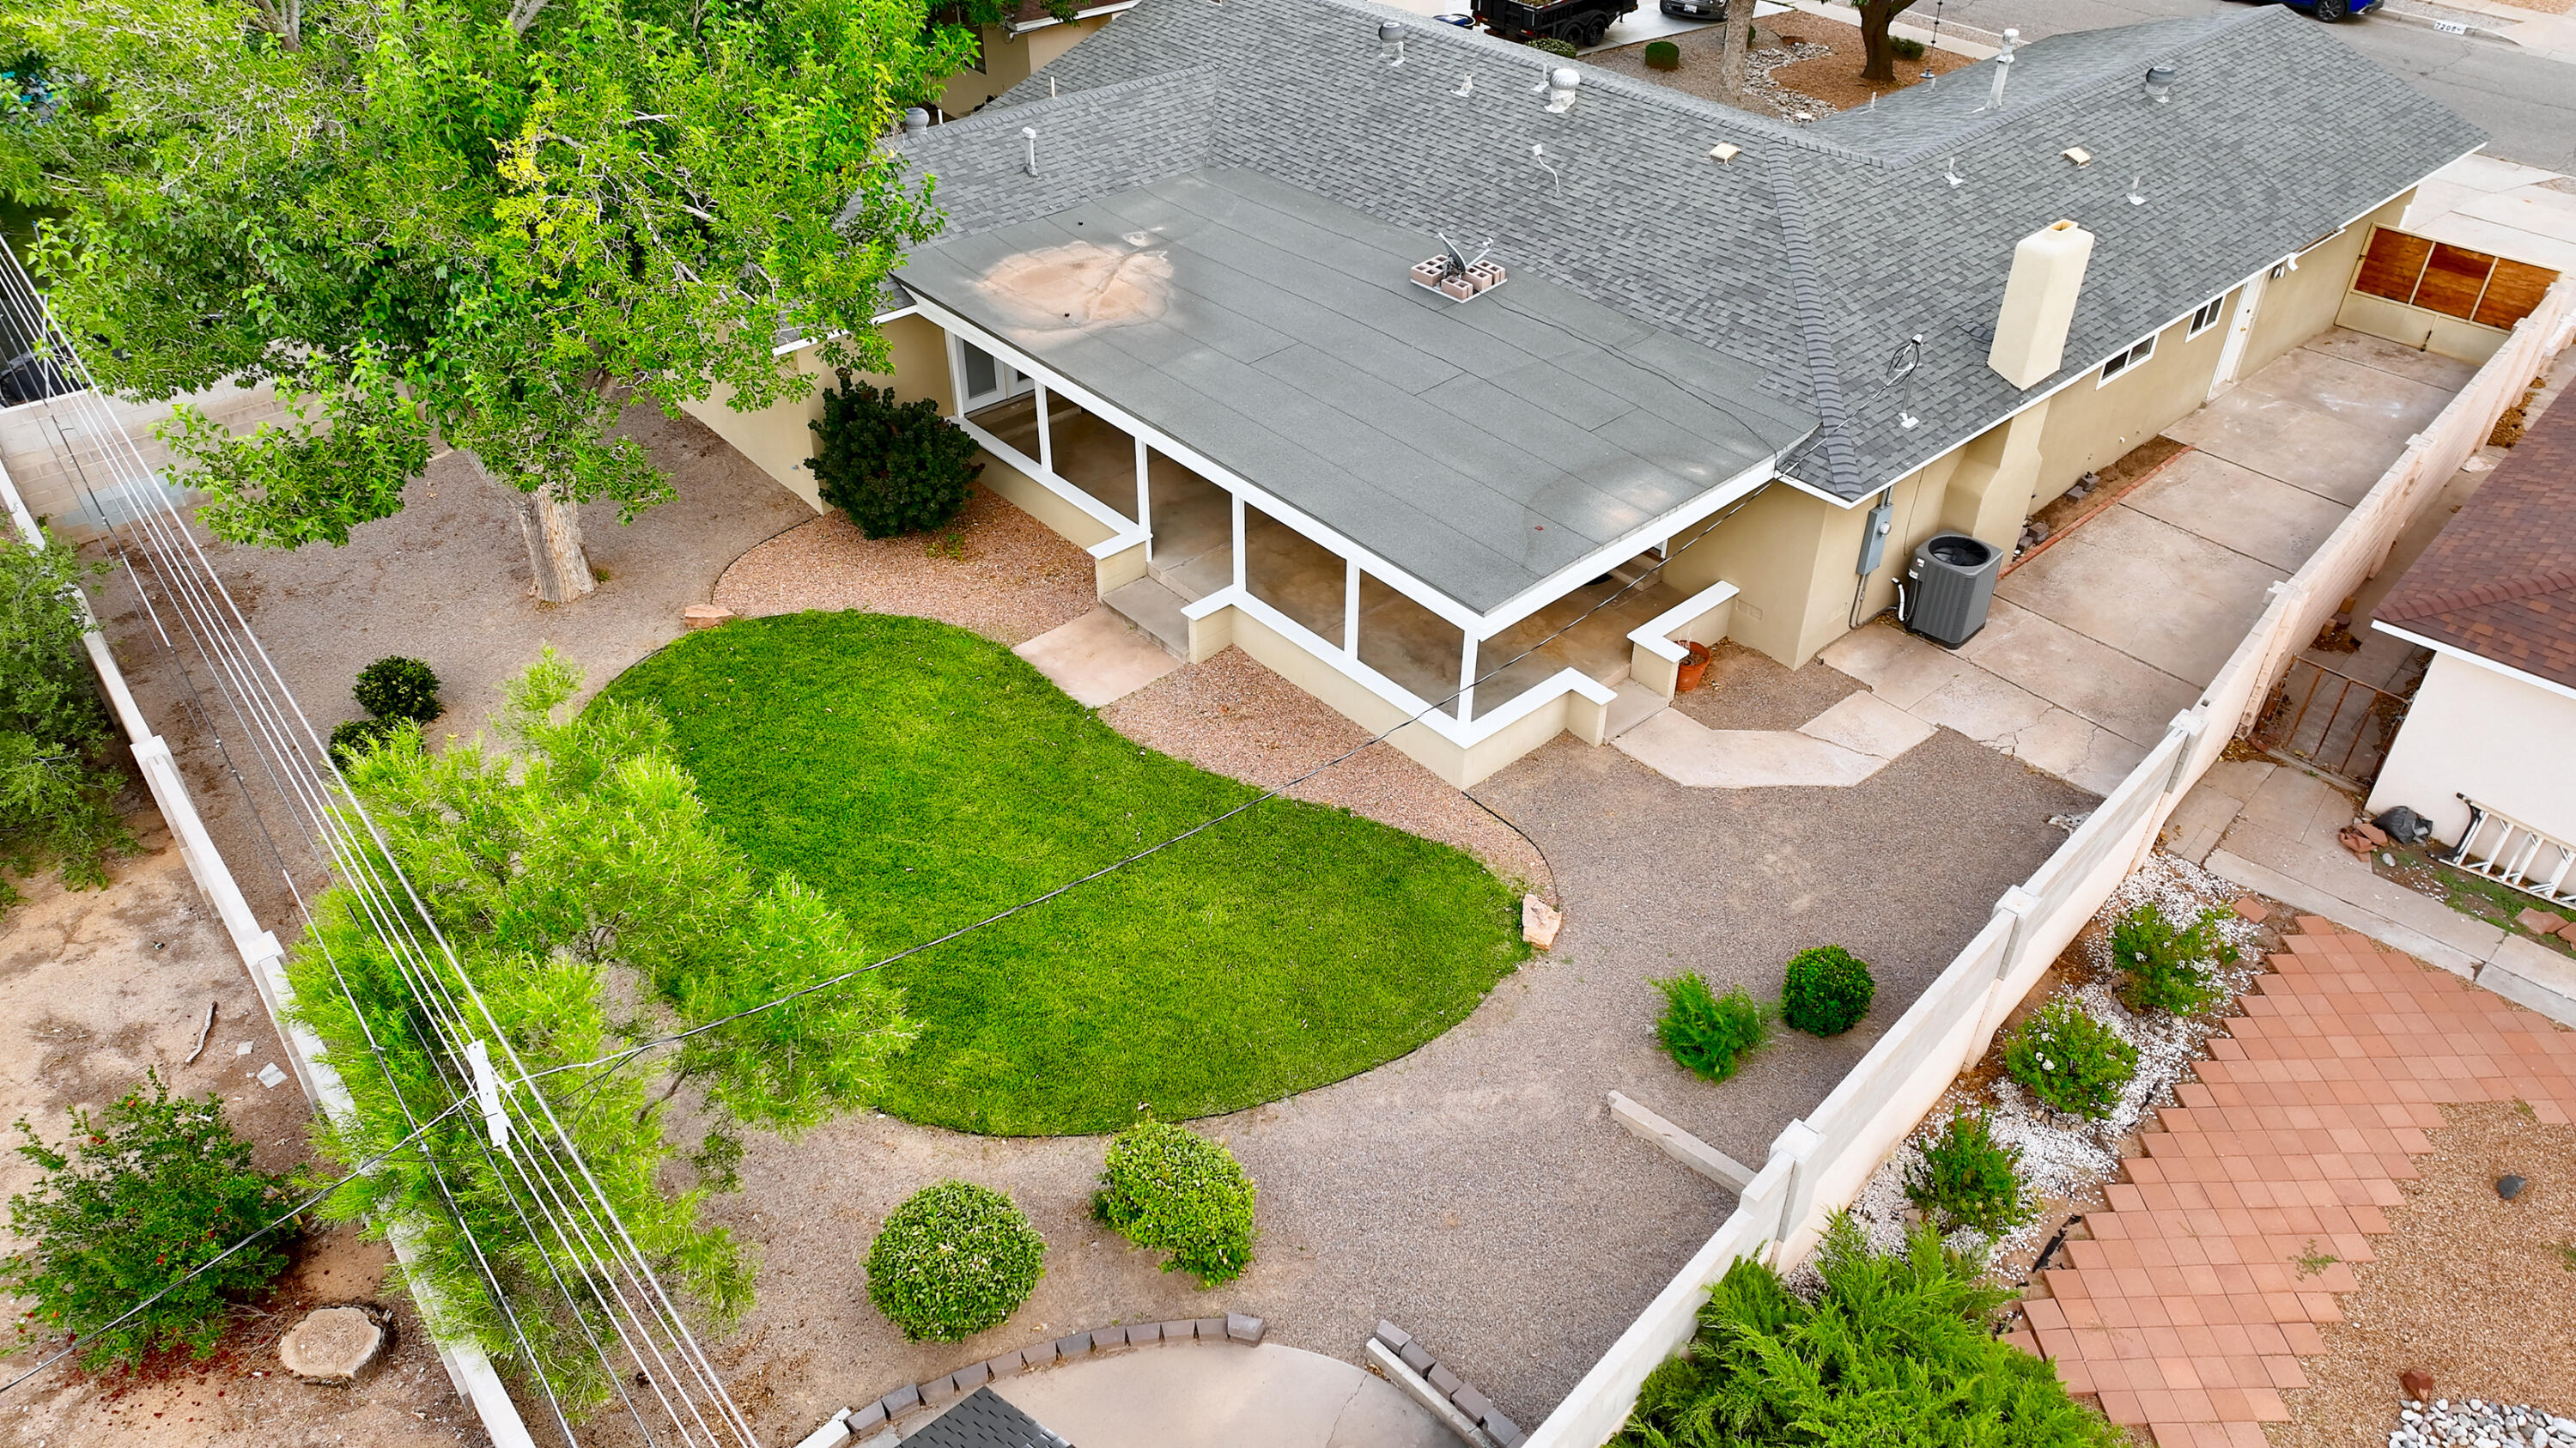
[513,488,596,603]
[1714,0,1754,105]
[1858,3,1898,85]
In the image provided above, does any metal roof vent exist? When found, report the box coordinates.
[2143,64,2178,102]
[1380,21,1410,65]
[901,107,930,137]
[1535,65,1580,113]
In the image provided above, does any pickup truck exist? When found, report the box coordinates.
[1470,0,1636,48]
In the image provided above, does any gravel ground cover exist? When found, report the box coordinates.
[2273,1101,2576,1448]
[600,610,1529,1135]
[1588,11,1972,116]
[1838,851,2270,1268]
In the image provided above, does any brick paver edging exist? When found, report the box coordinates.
[839,1313,1265,1439]
[2003,918,2576,1448]
[1372,1320,1527,1446]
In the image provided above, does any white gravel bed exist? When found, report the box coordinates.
[1835,850,2269,1269]
[2391,1398,2576,1448]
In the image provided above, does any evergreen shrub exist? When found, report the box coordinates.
[1643,40,1680,68]
[807,370,983,539]
[1528,36,1579,58]
[1781,944,1874,1036]
[1654,972,1771,1082]
[1904,1109,2037,1237]
[353,655,442,725]
[2110,900,2233,1013]
[2004,998,2138,1119]
[1093,1121,1256,1287]
[865,1179,1045,1342]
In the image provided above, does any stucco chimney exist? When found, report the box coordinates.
[1986,219,2095,389]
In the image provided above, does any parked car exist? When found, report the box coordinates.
[2270,0,2378,21]
[1472,0,1637,47]
[1659,0,1726,18]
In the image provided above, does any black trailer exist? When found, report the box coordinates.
[1471,0,1636,48]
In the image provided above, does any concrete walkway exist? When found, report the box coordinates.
[1013,604,1181,706]
[1820,329,2473,800]
[1612,687,1933,788]
[905,1343,1455,1448]
[2008,918,2576,1447]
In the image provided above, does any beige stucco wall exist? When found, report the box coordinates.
[674,313,954,514]
[2239,192,2410,380]
[2332,290,2508,365]
[936,15,1116,117]
[2366,650,2576,847]
[2030,301,2233,507]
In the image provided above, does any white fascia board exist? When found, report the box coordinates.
[1775,468,1865,508]
[910,294,1489,636]
[1002,0,1138,33]
[1466,460,1777,639]
[2372,619,2576,706]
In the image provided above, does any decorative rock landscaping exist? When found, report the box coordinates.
[2386,1397,2576,1448]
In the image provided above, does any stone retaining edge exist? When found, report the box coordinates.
[1371,1321,1526,1447]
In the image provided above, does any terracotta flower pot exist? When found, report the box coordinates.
[1675,641,1713,693]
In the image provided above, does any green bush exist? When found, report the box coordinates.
[1,1072,292,1370]
[1905,1109,2037,1238]
[1654,972,1771,1082]
[1643,40,1680,69]
[1528,36,1579,58]
[865,1179,1045,1342]
[352,655,441,726]
[1781,945,1874,1037]
[1892,35,1926,59]
[2004,998,2138,1119]
[1618,1215,2123,1448]
[327,716,406,769]
[1093,1122,1256,1287]
[1,530,134,915]
[807,370,983,539]
[2110,901,2233,1013]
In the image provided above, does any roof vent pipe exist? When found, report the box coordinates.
[1987,27,2019,110]
[1381,21,1409,65]
[2143,64,2177,102]
[1986,218,2093,388]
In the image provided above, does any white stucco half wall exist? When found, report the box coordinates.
[2367,647,2576,846]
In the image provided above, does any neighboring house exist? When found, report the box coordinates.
[685,0,2503,788]
[2367,392,2576,858]
[932,0,1135,120]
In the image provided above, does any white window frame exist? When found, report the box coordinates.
[2096,332,2157,386]
[2186,294,2226,338]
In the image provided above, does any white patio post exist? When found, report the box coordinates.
[1135,435,1151,538]
[1456,635,1478,721]
[1344,559,1359,655]
[1035,381,1054,474]
[1231,493,1247,591]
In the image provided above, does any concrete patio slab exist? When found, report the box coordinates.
[1905,662,2053,744]
[1795,689,1935,759]
[1012,605,1182,706]
[2002,707,2150,800]
[2232,344,2463,440]
[2119,449,2354,575]
[2299,329,2481,392]
[1613,709,1885,789]
[1996,505,2285,684]
[973,1342,1455,1448]
[1954,599,2198,747]
[1815,623,1970,710]
[2165,387,2405,506]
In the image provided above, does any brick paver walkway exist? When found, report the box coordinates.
[2008,918,2576,1448]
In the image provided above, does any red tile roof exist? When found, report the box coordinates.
[2375,385,2576,691]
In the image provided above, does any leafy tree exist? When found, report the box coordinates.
[2,1072,292,1371]
[1854,0,1923,87]
[1,529,132,913]
[289,649,915,1411]
[0,0,971,600]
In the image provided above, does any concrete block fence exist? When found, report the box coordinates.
[1519,279,2576,1448]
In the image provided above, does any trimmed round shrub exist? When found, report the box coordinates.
[807,369,984,539]
[2003,998,2138,1119]
[353,655,442,726]
[1903,1109,2036,1238]
[1528,36,1579,58]
[1643,40,1680,69]
[1781,946,1874,1037]
[1093,1122,1256,1287]
[2109,901,2230,1015]
[1891,35,1927,60]
[865,1179,1045,1342]
[329,716,403,768]
[1654,971,1771,1082]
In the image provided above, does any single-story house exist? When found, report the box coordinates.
[686,0,2501,787]
[2367,388,2576,880]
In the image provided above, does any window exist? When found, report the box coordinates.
[2353,225,2561,330]
[2188,295,2226,338]
[2097,332,2156,386]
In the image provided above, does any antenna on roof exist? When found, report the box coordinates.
[1437,231,1495,278]
[1883,333,1925,430]
[1529,143,1564,198]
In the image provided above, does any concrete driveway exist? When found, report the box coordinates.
[1822,327,2473,796]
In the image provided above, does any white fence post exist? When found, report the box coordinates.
[1766,1118,1826,1258]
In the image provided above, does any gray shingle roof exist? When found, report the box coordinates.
[890,0,2482,509]
[904,1388,1074,1448]
[896,168,1814,612]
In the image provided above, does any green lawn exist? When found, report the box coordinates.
[600,611,1528,1136]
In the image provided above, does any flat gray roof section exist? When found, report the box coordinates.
[894,168,1816,616]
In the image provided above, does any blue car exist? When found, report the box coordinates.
[2273,0,2379,23]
